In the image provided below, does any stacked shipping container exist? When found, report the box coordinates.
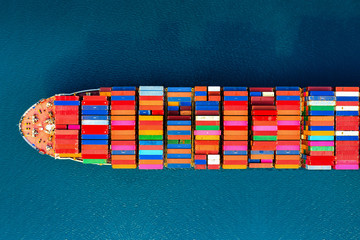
[138,86,164,169]
[110,87,137,169]
[166,87,193,168]
[334,87,359,170]
[249,88,276,168]
[54,96,80,155]
[275,87,301,169]
[194,86,221,169]
[302,87,335,170]
[81,96,109,164]
[222,87,248,169]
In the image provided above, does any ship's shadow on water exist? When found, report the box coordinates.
[44,16,360,93]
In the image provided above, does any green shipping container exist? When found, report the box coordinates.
[308,106,335,111]
[139,135,163,140]
[195,125,220,130]
[83,159,107,164]
[308,146,334,151]
[253,136,277,141]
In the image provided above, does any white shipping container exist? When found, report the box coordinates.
[307,101,336,106]
[335,106,359,111]
[81,120,109,125]
[207,155,220,165]
[306,165,332,170]
[196,116,220,121]
[139,86,164,91]
[208,86,220,92]
[262,92,274,97]
[335,92,360,97]
[335,131,359,136]
[139,91,164,96]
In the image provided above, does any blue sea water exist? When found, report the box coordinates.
[1,0,360,239]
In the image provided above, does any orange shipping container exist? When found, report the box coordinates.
[167,149,191,154]
[224,135,248,141]
[223,116,248,121]
[223,155,248,161]
[250,154,274,159]
[167,125,191,131]
[111,110,136,116]
[195,86,207,91]
[249,163,273,168]
[223,110,248,116]
[277,116,301,121]
[111,91,135,96]
[167,135,191,140]
[139,160,163,165]
[167,159,192,164]
[195,96,207,101]
[112,155,136,161]
[139,105,163,110]
[167,92,192,97]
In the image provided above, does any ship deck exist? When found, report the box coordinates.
[19,97,56,157]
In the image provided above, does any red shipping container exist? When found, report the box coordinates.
[55,110,79,115]
[82,154,108,159]
[139,96,163,101]
[152,110,164,115]
[55,149,78,154]
[111,105,135,110]
[335,87,359,91]
[195,155,206,160]
[82,101,108,105]
[252,105,276,110]
[252,116,277,121]
[82,96,108,101]
[195,121,220,126]
[112,160,136,165]
[223,105,248,110]
[82,125,109,134]
[335,101,359,106]
[55,134,78,139]
[195,165,207,169]
[55,96,79,101]
[249,87,273,92]
[208,165,220,169]
[195,140,220,145]
[167,116,191,120]
[278,125,300,130]
[307,86,332,91]
[224,126,248,131]
[252,110,277,116]
[100,87,112,92]
[195,110,219,115]
[56,124,67,129]
[111,100,135,106]
[252,131,277,136]
[111,140,136,145]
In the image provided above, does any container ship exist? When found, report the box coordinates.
[19,86,360,170]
